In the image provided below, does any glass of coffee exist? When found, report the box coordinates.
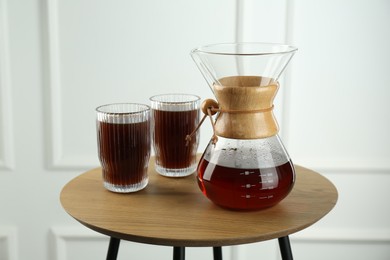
[150,94,200,177]
[96,103,151,193]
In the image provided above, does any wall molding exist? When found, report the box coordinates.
[291,227,390,244]
[280,0,295,149]
[43,0,97,170]
[0,0,15,170]
[50,226,390,260]
[43,0,63,170]
[50,226,107,260]
[295,161,390,175]
[0,227,18,260]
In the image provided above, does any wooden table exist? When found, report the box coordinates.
[60,157,337,260]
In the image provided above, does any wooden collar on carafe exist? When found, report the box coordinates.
[185,99,274,145]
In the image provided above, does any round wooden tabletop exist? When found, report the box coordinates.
[60,157,337,247]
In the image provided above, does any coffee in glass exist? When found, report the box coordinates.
[96,103,151,192]
[150,94,200,177]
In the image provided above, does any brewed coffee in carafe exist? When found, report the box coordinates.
[191,43,297,210]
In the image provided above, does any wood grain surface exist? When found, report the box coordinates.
[60,157,337,247]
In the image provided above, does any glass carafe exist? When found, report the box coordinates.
[191,43,297,210]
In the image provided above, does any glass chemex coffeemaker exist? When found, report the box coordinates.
[190,43,297,210]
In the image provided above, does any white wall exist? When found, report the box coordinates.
[0,0,389,259]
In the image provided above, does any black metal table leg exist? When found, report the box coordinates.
[213,247,223,260]
[173,246,185,260]
[278,236,293,260]
[106,237,120,260]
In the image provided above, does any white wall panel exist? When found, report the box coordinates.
[51,226,170,260]
[51,226,231,260]
[292,227,390,260]
[51,227,108,260]
[0,227,18,260]
[316,172,390,230]
[292,227,390,243]
[293,242,390,260]
[43,0,236,170]
[0,0,14,170]
[285,0,390,171]
[231,240,279,260]
[236,0,288,43]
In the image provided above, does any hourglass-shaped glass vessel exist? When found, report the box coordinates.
[191,43,297,210]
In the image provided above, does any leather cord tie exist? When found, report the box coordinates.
[185,99,274,146]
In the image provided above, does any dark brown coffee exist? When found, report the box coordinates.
[197,158,295,210]
[153,110,199,169]
[97,120,150,186]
